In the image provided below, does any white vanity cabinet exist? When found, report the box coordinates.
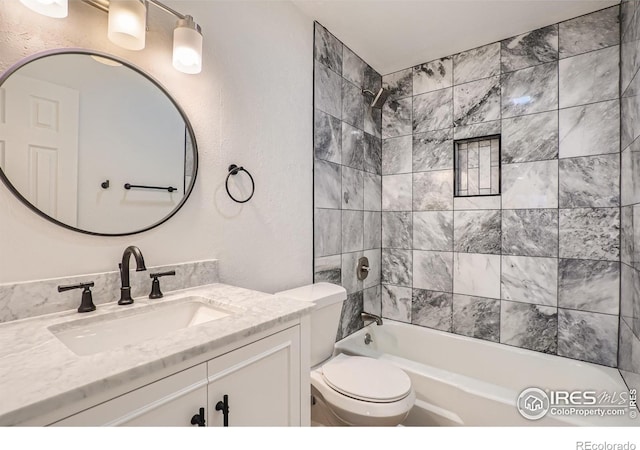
[51,326,302,426]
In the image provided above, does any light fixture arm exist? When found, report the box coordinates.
[80,0,186,20]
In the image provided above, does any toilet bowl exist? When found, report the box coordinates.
[310,354,415,426]
[276,283,415,426]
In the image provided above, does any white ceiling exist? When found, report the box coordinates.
[291,0,619,75]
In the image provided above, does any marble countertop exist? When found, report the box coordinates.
[0,283,312,426]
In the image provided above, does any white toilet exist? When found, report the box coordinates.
[276,282,415,426]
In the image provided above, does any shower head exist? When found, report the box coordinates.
[362,87,389,109]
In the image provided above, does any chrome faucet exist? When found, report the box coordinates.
[361,312,383,326]
[118,246,147,305]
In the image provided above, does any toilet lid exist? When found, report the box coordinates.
[321,355,412,403]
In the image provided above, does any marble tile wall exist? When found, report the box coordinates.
[0,259,220,323]
[380,6,621,366]
[313,23,383,341]
[619,0,640,404]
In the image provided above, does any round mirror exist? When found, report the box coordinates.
[0,50,198,236]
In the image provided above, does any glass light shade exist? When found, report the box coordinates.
[108,0,147,51]
[173,16,203,74]
[19,0,68,18]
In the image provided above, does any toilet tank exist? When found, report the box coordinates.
[275,283,346,367]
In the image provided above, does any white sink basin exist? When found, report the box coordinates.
[49,297,231,356]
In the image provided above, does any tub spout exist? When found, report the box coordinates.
[361,312,383,326]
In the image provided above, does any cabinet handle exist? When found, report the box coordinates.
[215,395,229,427]
[190,407,206,427]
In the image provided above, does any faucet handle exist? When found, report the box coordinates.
[58,282,96,313]
[149,271,176,299]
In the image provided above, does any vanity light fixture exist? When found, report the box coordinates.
[19,0,204,75]
[19,0,68,18]
[173,15,203,74]
[107,0,147,51]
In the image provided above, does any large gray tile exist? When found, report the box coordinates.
[412,289,453,332]
[502,160,558,209]
[383,68,412,100]
[559,154,620,208]
[364,65,382,94]
[315,24,342,74]
[363,133,382,175]
[336,291,363,341]
[363,248,381,289]
[413,250,453,292]
[315,159,341,209]
[382,174,412,211]
[342,45,366,88]
[501,301,558,354]
[413,88,453,133]
[342,210,363,253]
[363,172,381,211]
[314,110,342,164]
[621,264,640,328]
[314,255,341,285]
[342,251,364,294]
[342,79,364,130]
[413,211,454,252]
[559,6,620,58]
[621,15,640,95]
[382,97,412,139]
[364,104,382,139]
[559,100,620,158]
[502,209,559,257]
[453,76,501,126]
[364,211,381,250]
[342,166,364,210]
[558,259,620,315]
[341,122,364,170]
[618,318,640,380]
[454,196,501,211]
[501,255,558,306]
[501,24,559,72]
[382,212,412,249]
[382,285,412,323]
[454,120,501,140]
[453,210,501,254]
[501,62,558,118]
[452,294,500,342]
[382,249,412,287]
[621,84,640,149]
[363,285,382,317]
[622,206,634,266]
[413,128,454,172]
[559,207,620,261]
[453,42,501,85]
[314,63,342,118]
[558,309,618,367]
[502,111,558,163]
[315,208,341,257]
[413,170,453,211]
[453,253,501,299]
[413,57,453,95]
[382,135,412,175]
[559,45,619,108]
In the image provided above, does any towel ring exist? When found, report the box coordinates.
[225,164,255,203]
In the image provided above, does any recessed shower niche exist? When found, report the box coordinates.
[454,135,501,197]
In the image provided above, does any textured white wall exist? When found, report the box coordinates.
[0,1,313,294]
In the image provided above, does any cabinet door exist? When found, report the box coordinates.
[207,326,301,426]
[52,364,207,426]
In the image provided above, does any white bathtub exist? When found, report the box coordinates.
[335,320,639,426]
